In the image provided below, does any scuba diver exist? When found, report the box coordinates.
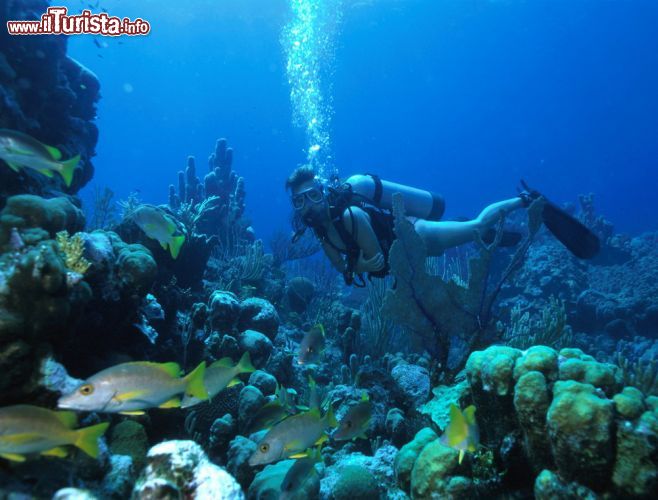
[286,166,600,286]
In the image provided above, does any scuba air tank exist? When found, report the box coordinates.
[344,174,445,221]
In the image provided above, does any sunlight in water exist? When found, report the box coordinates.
[282,0,343,181]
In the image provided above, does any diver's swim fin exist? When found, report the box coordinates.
[541,200,600,259]
[519,180,600,259]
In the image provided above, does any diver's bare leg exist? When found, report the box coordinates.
[414,197,524,255]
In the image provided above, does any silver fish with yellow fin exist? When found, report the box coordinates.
[132,205,186,259]
[181,351,256,408]
[248,405,337,466]
[58,361,207,415]
[0,129,80,187]
[245,383,298,435]
[0,405,108,462]
[439,404,480,464]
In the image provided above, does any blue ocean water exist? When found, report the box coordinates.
[65,0,658,236]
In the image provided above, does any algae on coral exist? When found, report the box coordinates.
[56,230,91,275]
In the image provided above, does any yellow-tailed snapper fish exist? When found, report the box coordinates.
[132,205,186,259]
[0,405,108,462]
[248,406,337,466]
[58,361,207,415]
[332,391,372,441]
[181,352,255,409]
[0,129,79,187]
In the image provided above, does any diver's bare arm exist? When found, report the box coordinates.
[321,240,347,273]
[341,207,386,273]
[342,207,384,259]
[415,197,524,255]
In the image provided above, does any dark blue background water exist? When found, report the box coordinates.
[65,0,658,238]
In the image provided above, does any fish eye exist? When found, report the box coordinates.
[260,443,269,453]
[79,384,94,396]
[346,420,352,428]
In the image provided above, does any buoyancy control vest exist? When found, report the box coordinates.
[314,174,445,286]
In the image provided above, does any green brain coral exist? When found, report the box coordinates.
[466,345,522,396]
[547,381,614,489]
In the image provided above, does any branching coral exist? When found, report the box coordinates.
[578,193,614,243]
[615,354,658,396]
[238,240,267,282]
[168,138,249,248]
[117,191,142,219]
[503,296,573,350]
[56,230,91,275]
[88,185,117,230]
[269,229,320,267]
[360,276,400,358]
[206,239,270,296]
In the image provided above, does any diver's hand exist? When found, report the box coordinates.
[354,251,385,273]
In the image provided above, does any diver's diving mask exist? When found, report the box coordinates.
[292,186,324,210]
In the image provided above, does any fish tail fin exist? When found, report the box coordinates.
[237,351,256,374]
[183,361,208,401]
[458,449,465,464]
[463,405,477,425]
[169,234,185,259]
[59,154,80,187]
[325,404,338,429]
[5,161,21,172]
[445,404,467,447]
[74,422,109,458]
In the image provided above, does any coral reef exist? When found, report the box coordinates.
[393,345,658,498]
[108,420,149,472]
[504,226,658,340]
[168,138,250,250]
[132,440,244,499]
[248,459,320,499]
[323,445,403,499]
[0,194,85,246]
[0,194,157,405]
[0,0,98,198]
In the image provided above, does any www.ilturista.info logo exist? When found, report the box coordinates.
[7,7,150,36]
